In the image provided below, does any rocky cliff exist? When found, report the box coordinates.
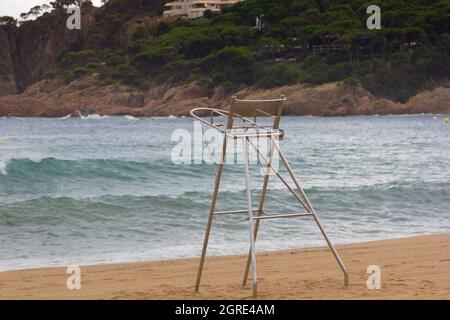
[0,75,448,117]
[0,7,96,94]
[0,26,16,95]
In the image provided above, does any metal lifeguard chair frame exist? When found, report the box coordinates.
[190,96,348,297]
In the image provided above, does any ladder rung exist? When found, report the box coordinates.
[252,213,313,220]
[214,209,261,215]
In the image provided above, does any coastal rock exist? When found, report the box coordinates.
[0,78,17,96]
[145,83,211,116]
[1,77,450,117]
[0,28,13,66]
[0,7,95,93]
[0,27,17,95]
[406,87,450,114]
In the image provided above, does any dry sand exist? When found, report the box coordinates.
[0,233,449,300]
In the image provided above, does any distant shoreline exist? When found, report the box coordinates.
[0,233,449,299]
[1,113,449,119]
[1,80,449,118]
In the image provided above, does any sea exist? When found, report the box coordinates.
[0,114,449,271]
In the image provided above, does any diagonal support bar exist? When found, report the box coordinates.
[271,137,349,287]
[242,137,311,286]
[246,139,310,211]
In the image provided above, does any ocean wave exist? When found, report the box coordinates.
[0,157,212,185]
[0,157,172,176]
[1,156,449,196]
[0,157,53,175]
[0,194,209,226]
[1,177,449,225]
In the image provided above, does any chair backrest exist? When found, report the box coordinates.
[227,96,286,130]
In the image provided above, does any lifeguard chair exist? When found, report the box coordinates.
[190,96,348,297]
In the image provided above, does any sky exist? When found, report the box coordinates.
[0,0,103,19]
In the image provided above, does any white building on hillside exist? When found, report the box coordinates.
[163,0,241,19]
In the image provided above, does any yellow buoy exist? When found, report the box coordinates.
[445,118,449,124]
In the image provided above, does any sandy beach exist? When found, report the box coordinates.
[0,233,448,300]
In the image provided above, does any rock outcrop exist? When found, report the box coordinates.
[0,79,16,96]
[0,26,16,95]
[0,76,448,117]
[0,1,166,97]
[0,7,95,93]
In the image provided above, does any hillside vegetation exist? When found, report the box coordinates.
[3,0,450,102]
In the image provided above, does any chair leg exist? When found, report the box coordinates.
[310,212,349,287]
[243,138,258,297]
[195,136,228,292]
[275,140,349,287]
[242,141,275,287]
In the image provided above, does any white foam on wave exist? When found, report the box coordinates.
[61,114,72,120]
[152,115,177,119]
[80,114,110,120]
[0,159,8,175]
[124,115,139,121]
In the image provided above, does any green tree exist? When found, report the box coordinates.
[0,16,16,25]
